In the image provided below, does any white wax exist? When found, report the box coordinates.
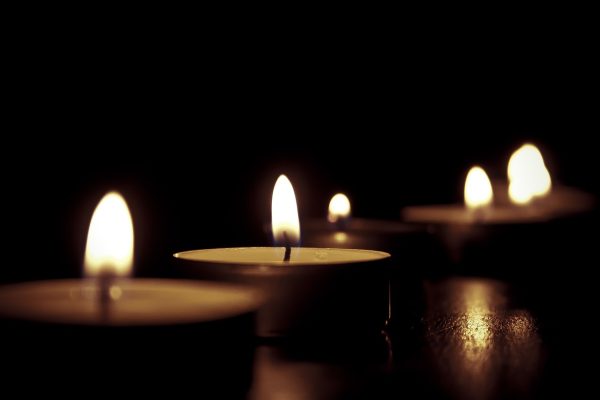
[0,279,263,326]
[174,247,389,266]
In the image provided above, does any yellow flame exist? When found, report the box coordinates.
[508,179,534,205]
[464,166,493,209]
[328,193,351,223]
[271,175,300,245]
[84,191,134,277]
[508,144,552,205]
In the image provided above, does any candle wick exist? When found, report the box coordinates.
[98,271,115,320]
[335,219,346,231]
[283,231,291,262]
[469,205,490,223]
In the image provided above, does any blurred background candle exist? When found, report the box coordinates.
[5,36,600,398]
[174,175,391,338]
[0,191,262,395]
[403,144,595,277]
[0,192,262,326]
[404,145,594,225]
[302,192,428,253]
[501,143,593,217]
[301,191,435,335]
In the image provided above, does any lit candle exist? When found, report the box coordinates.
[501,143,593,217]
[0,192,262,327]
[302,193,427,252]
[404,144,594,225]
[174,175,391,337]
[402,144,595,272]
[0,191,263,394]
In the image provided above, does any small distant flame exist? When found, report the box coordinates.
[271,175,300,245]
[328,193,351,223]
[464,166,493,209]
[508,144,552,205]
[84,192,134,277]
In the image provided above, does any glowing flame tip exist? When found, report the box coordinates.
[271,175,300,245]
[508,143,552,205]
[84,191,134,277]
[328,193,351,223]
[464,166,493,209]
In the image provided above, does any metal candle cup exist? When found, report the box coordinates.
[174,247,390,338]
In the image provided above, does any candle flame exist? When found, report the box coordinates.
[507,143,552,205]
[328,193,351,223]
[464,166,493,209]
[84,191,134,277]
[271,175,300,245]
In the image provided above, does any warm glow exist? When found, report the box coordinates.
[84,191,134,277]
[333,232,348,244]
[508,179,534,205]
[508,143,552,205]
[460,282,493,361]
[271,175,300,245]
[328,193,351,223]
[464,166,493,209]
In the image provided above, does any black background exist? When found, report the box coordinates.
[3,16,598,283]
[1,13,599,399]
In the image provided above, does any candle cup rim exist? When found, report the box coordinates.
[0,278,264,327]
[173,247,390,268]
[403,185,595,225]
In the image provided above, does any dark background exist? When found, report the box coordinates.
[1,14,599,399]
[3,17,598,283]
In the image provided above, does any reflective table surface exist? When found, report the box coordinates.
[246,274,593,399]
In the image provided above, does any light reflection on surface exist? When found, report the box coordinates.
[425,278,540,400]
[460,281,495,365]
[333,232,349,244]
[462,313,492,363]
[248,346,347,400]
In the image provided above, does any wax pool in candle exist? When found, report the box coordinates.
[174,175,391,337]
[176,246,387,266]
[0,279,262,326]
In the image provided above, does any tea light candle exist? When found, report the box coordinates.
[175,175,391,337]
[404,144,594,225]
[402,144,594,273]
[0,192,263,327]
[0,278,262,326]
[302,193,426,251]
[0,191,263,396]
